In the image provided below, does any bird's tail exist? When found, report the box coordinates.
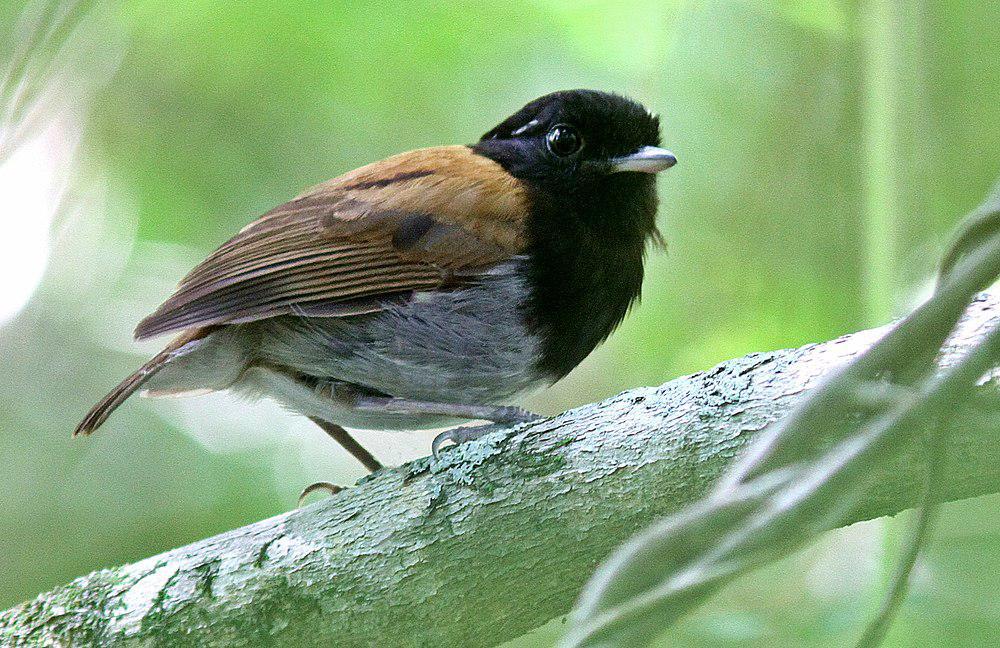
[74,328,216,436]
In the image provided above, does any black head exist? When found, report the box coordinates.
[472,89,674,194]
[472,90,677,381]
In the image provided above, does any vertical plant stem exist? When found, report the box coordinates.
[860,1,908,645]
[860,0,902,327]
[859,1,945,643]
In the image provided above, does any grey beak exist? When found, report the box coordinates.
[611,146,677,173]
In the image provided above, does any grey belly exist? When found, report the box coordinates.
[236,262,544,428]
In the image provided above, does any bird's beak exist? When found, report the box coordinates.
[610,146,677,173]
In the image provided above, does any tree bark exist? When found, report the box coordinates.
[3,293,1000,648]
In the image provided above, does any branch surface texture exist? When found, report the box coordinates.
[3,293,1000,648]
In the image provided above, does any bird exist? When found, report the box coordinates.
[75,89,676,488]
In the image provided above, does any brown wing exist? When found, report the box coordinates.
[134,146,529,340]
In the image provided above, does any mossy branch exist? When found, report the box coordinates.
[3,293,1000,647]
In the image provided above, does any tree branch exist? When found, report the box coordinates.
[4,293,1000,648]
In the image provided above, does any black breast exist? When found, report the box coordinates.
[522,176,658,380]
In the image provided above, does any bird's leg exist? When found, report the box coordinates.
[298,417,383,507]
[309,416,383,472]
[346,393,542,458]
[349,394,539,425]
[299,388,541,505]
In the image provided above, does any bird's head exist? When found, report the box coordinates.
[472,89,674,241]
[474,89,674,191]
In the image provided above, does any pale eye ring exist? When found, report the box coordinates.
[545,124,583,156]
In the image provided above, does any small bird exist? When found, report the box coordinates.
[76,89,676,483]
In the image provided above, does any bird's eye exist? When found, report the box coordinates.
[545,124,582,157]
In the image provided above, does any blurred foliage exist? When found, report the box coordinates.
[1,0,1000,646]
[564,181,1000,647]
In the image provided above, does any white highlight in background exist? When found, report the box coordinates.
[0,124,72,325]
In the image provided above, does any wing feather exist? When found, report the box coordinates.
[134,146,529,339]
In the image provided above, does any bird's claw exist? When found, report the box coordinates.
[297,481,343,507]
[432,428,457,459]
[431,423,498,459]
[431,408,541,459]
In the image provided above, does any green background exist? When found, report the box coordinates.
[1,0,998,645]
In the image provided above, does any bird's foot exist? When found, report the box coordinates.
[297,481,343,507]
[430,411,539,457]
[431,406,542,458]
[432,424,502,459]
